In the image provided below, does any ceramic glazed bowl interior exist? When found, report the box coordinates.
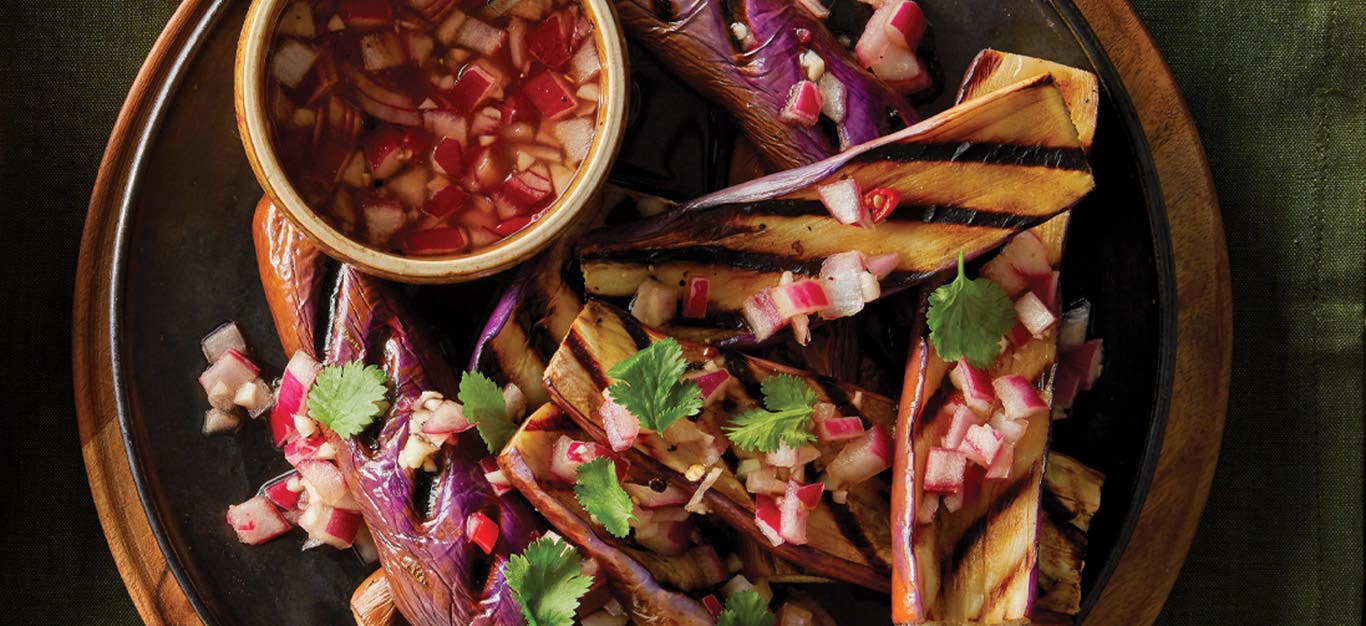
[235,0,630,283]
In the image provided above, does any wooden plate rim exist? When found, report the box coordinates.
[71,0,1230,624]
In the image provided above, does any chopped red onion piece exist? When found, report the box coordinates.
[226,496,292,545]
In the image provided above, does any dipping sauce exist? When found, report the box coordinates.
[266,0,603,255]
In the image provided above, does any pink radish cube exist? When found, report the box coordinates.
[742,289,787,341]
[819,252,872,318]
[524,71,577,119]
[816,177,867,226]
[792,481,824,509]
[567,440,611,464]
[600,392,640,451]
[431,136,463,177]
[568,38,600,83]
[770,280,831,319]
[982,231,1051,296]
[817,416,865,442]
[958,424,1004,467]
[226,496,292,545]
[1014,292,1058,337]
[454,16,507,55]
[923,447,967,494]
[754,493,784,546]
[300,503,362,548]
[446,64,499,113]
[550,435,581,482]
[826,425,893,485]
[779,80,823,127]
[527,13,572,69]
[502,170,554,208]
[985,442,1014,481]
[779,480,818,545]
[883,1,927,49]
[262,473,302,511]
[940,402,979,450]
[200,322,247,363]
[682,277,710,319]
[407,227,469,255]
[422,185,467,219]
[421,401,471,435]
[1027,270,1061,312]
[949,359,995,415]
[988,411,1028,443]
[1008,321,1033,347]
[624,483,691,509]
[686,369,731,405]
[466,511,500,554]
[480,456,514,496]
[993,375,1048,420]
[295,460,354,509]
[199,349,260,402]
[283,435,323,467]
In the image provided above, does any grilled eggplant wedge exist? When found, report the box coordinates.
[579,76,1095,336]
[543,299,897,591]
[957,50,1100,152]
[1035,452,1104,618]
[614,0,916,170]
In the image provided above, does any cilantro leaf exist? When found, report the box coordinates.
[458,371,516,454]
[723,374,817,453]
[306,362,389,438]
[716,589,775,626]
[505,536,594,626]
[573,457,636,538]
[926,251,1018,369]
[605,338,702,433]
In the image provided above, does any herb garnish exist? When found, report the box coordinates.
[505,536,594,626]
[716,589,776,626]
[723,374,817,453]
[458,371,516,453]
[573,457,635,538]
[306,362,389,438]
[605,338,703,433]
[926,251,1018,368]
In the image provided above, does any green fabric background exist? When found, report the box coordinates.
[0,0,1360,624]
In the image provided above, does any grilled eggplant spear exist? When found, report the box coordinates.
[253,199,543,626]
[614,0,916,169]
[957,50,1099,152]
[543,300,897,591]
[579,76,1094,332]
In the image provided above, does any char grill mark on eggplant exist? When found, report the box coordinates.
[614,0,916,169]
[252,199,542,626]
[544,300,897,591]
[580,76,1094,317]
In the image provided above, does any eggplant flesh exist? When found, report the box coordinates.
[543,299,897,592]
[956,50,1100,152]
[580,76,1094,324]
[253,199,543,626]
[614,0,916,170]
[1034,453,1104,618]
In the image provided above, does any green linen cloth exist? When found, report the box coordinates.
[0,0,1360,624]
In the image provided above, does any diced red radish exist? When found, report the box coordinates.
[502,170,554,207]
[423,185,467,218]
[815,177,867,226]
[779,480,819,545]
[493,215,531,239]
[202,408,241,435]
[226,496,292,545]
[765,442,798,468]
[262,473,302,511]
[453,16,506,55]
[1008,321,1033,347]
[284,435,324,467]
[883,1,928,49]
[479,456,515,496]
[552,117,594,164]
[754,493,784,546]
[1027,270,1061,312]
[923,447,967,494]
[826,425,893,485]
[446,64,500,113]
[982,231,1051,295]
[1054,339,1104,410]
[300,503,362,548]
[200,349,260,404]
[471,105,505,136]
[295,460,355,509]
[568,39,601,83]
[993,375,1048,420]
[407,227,469,255]
[940,402,979,450]
[1014,291,1057,337]
[363,127,408,179]
[815,73,847,126]
[819,252,871,319]
[524,71,577,120]
[364,200,405,240]
[777,602,814,626]
[629,279,677,328]
[867,43,930,93]
[623,482,691,509]
[702,595,725,617]
[550,435,581,482]
[270,351,320,447]
[985,442,1014,481]
[958,424,1004,467]
[988,411,1027,443]
[429,135,464,177]
[949,359,995,415]
[200,322,247,363]
[466,511,500,554]
[816,415,865,442]
[359,31,405,71]
[742,289,786,341]
[779,80,823,127]
[527,13,572,68]
[599,392,640,451]
[234,380,274,417]
[682,277,710,319]
[865,252,899,280]
[420,400,472,435]
[339,0,392,28]
[770,279,831,319]
[272,40,318,88]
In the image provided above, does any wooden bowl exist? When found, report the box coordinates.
[234,0,629,283]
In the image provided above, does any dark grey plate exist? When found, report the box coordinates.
[108,0,1173,623]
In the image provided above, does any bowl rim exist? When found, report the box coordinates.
[234,0,630,283]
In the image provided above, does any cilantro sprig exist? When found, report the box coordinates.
[926,251,1018,368]
[723,374,817,453]
[716,589,776,626]
[458,371,517,454]
[605,338,703,433]
[573,457,635,538]
[306,362,389,438]
[505,536,594,626]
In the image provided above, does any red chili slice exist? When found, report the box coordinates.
[863,187,902,223]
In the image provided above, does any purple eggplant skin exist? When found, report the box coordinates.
[615,0,916,170]
[252,199,542,626]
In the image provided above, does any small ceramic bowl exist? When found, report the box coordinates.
[235,0,629,283]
